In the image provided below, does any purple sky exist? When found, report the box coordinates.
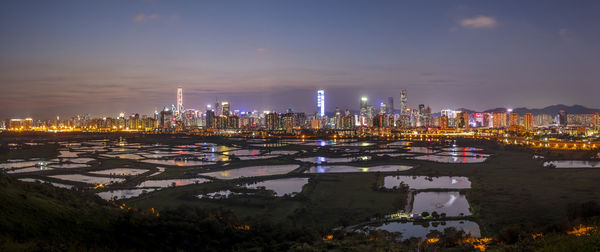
[1,1,599,119]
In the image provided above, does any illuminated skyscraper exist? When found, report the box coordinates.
[558,110,567,126]
[360,96,368,110]
[379,102,387,114]
[418,104,425,126]
[159,108,173,130]
[400,89,407,115]
[524,113,534,130]
[439,115,449,130]
[492,112,507,128]
[214,101,222,116]
[222,101,230,116]
[457,112,469,129]
[387,97,394,114]
[176,87,183,117]
[509,112,520,127]
[317,90,325,118]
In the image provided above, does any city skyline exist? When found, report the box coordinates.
[2,1,600,118]
[4,86,599,120]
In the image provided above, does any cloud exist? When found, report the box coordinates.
[256,48,269,54]
[133,13,158,23]
[459,15,497,29]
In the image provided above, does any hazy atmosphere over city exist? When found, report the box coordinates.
[1,0,600,119]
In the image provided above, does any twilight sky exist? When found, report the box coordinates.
[1,0,599,119]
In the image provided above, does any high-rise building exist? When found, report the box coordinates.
[492,112,507,128]
[222,101,230,116]
[176,87,183,118]
[424,106,431,127]
[159,108,173,130]
[457,112,469,128]
[265,112,279,130]
[379,102,387,115]
[594,113,600,130]
[558,110,567,126]
[418,104,425,127]
[214,102,222,116]
[441,109,456,119]
[509,112,520,127]
[23,118,33,130]
[400,90,407,115]
[524,113,534,131]
[317,90,325,118]
[534,114,553,127]
[9,119,23,130]
[439,115,449,130]
[387,97,394,114]
[360,96,368,111]
[360,96,368,125]
[205,105,215,128]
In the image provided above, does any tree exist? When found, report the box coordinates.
[421,211,430,217]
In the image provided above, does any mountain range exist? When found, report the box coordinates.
[431,104,599,117]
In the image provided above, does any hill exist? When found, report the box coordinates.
[481,105,599,115]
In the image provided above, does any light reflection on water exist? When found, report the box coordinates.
[97,188,156,200]
[244,177,309,196]
[368,220,481,239]
[383,176,471,189]
[295,156,371,164]
[409,155,487,163]
[137,178,210,188]
[200,164,300,179]
[306,165,413,173]
[412,192,472,217]
[544,160,600,168]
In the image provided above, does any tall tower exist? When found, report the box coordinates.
[509,112,520,127]
[222,101,230,116]
[558,110,567,127]
[387,97,394,114]
[176,87,183,117]
[317,90,325,118]
[379,102,387,115]
[400,90,407,115]
[360,96,368,111]
[524,113,533,131]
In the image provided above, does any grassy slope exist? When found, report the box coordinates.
[0,175,118,250]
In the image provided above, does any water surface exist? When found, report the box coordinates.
[367,220,480,239]
[383,176,471,189]
[412,192,472,216]
[137,178,210,188]
[200,164,300,179]
[244,177,309,196]
[97,188,156,200]
[306,165,413,173]
[49,174,124,185]
[544,160,600,168]
[90,168,148,176]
